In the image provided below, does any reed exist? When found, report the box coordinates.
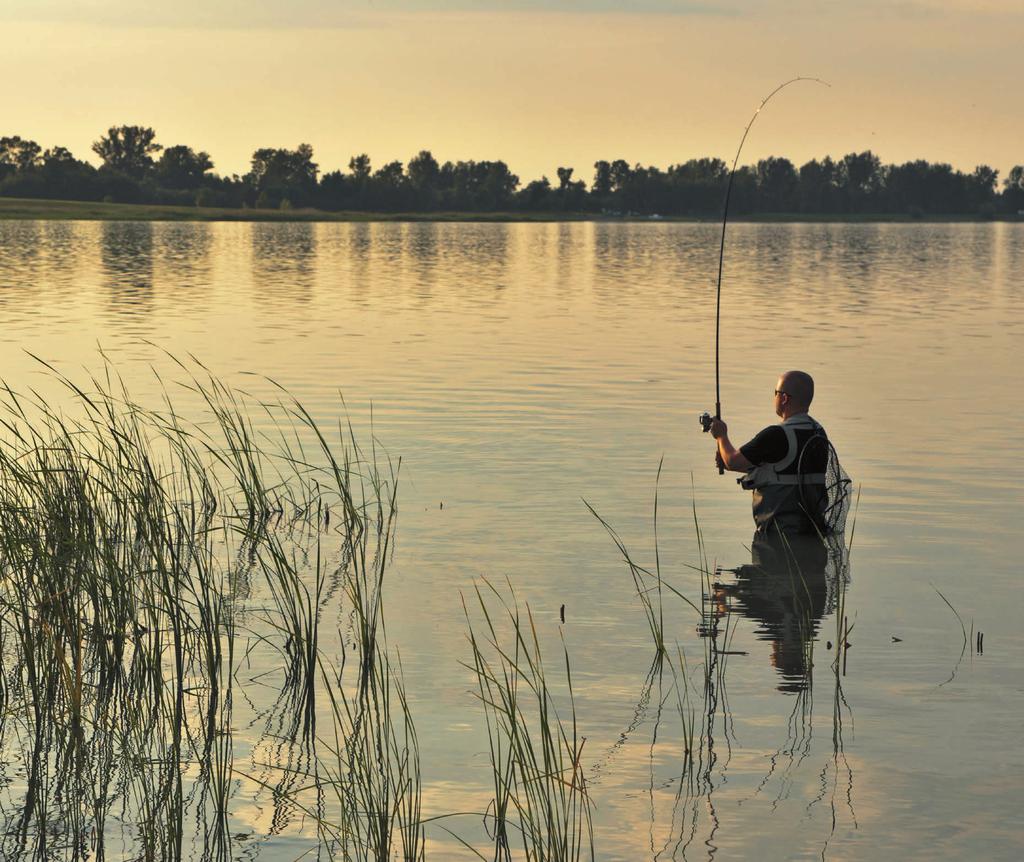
[0,356,419,860]
[463,578,594,862]
[831,487,860,677]
[669,645,699,783]
[584,465,702,657]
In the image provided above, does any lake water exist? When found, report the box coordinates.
[0,219,1021,860]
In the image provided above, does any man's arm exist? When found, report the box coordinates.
[709,418,753,473]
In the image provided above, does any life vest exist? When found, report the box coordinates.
[739,414,828,534]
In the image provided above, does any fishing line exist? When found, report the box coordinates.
[711,77,830,470]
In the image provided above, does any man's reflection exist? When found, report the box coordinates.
[717,532,830,693]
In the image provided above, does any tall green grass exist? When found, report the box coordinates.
[0,357,419,860]
[463,578,594,862]
[584,465,702,658]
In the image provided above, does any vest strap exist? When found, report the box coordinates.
[772,473,827,485]
[740,415,824,490]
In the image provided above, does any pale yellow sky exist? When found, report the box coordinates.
[3,2,1021,183]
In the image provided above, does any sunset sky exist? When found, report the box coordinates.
[3,0,1021,183]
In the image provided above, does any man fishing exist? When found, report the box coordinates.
[701,81,849,537]
[709,370,832,535]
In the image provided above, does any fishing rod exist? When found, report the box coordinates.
[700,76,830,474]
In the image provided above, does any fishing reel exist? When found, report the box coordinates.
[699,411,726,475]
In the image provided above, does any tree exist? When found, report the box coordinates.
[438,160,519,210]
[609,159,632,192]
[92,126,162,177]
[156,145,213,189]
[592,161,612,197]
[838,151,883,212]
[407,150,439,189]
[371,160,407,210]
[374,160,405,187]
[755,157,798,212]
[477,161,519,210]
[1001,166,1023,213]
[318,169,351,210]
[884,160,980,214]
[728,165,758,214]
[0,136,42,174]
[671,157,726,183]
[519,176,552,209]
[407,150,440,209]
[665,158,727,214]
[798,157,839,213]
[607,163,664,214]
[967,164,998,211]
[42,146,76,166]
[250,143,318,189]
[348,154,371,181]
[249,144,318,206]
[551,167,586,211]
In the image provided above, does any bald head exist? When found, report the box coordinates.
[778,370,814,412]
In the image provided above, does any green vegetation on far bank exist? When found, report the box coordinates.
[0,196,582,223]
[3,127,1023,220]
[1,197,1018,224]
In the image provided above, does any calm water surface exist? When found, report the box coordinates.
[0,220,1021,860]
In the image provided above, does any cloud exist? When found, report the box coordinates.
[0,0,736,29]
[3,0,1018,29]
[375,0,729,11]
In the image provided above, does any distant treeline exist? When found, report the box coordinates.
[2,126,1022,217]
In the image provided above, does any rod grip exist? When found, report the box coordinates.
[715,404,724,475]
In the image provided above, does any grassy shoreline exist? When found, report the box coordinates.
[0,196,1018,224]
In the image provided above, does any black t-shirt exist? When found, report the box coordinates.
[740,422,829,472]
[740,426,788,466]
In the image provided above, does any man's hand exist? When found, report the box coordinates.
[709,418,753,473]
